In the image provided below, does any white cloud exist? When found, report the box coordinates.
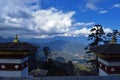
[73,28,91,36]
[67,27,113,37]
[104,28,112,33]
[83,0,111,14]
[86,3,98,11]
[99,10,108,14]
[112,4,120,8]
[73,22,95,27]
[0,0,77,38]
[84,0,104,11]
[0,0,111,39]
[32,7,75,33]
[0,0,97,39]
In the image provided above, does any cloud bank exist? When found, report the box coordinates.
[0,0,112,39]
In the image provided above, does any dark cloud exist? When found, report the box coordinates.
[0,17,6,23]
[8,10,33,19]
[0,23,32,32]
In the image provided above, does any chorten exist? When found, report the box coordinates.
[0,35,38,77]
[91,36,120,76]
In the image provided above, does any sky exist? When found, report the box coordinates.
[0,0,120,39]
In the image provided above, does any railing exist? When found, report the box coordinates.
[0,76,120,80]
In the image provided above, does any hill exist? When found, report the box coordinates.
[38,40,86,54]
[36,40,87,61]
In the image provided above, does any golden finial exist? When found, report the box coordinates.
[13,34,19,43]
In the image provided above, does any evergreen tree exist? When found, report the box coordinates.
[43,47,51,61]
[85,24,105,74]
[88,24,105,47]
[107,30,120,43]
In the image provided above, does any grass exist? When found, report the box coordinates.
[74,63,92,76]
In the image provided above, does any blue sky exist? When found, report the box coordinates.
[40,0,120,28]
[0,0,120,39]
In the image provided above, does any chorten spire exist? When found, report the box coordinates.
[13,34,19,43]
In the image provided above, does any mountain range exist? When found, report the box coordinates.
[35,40,87,61]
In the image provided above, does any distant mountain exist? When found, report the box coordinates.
[39,40,68,51]
[36,40,87,61]
[37,40,86,55]
[62,41,86,55]
[22,36,88,44]
[30,36,88,61]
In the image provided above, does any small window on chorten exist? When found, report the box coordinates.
[1,65,5,69]
[111,68,115,72]
[105,67,107,70]
[14,65,19,69]
[100,63,102,67]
